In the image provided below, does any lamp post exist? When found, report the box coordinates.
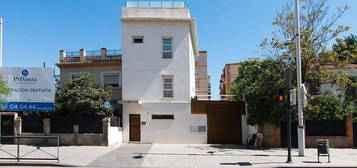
[293,0,305,156]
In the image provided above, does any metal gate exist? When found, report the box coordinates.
[0,136,59,162]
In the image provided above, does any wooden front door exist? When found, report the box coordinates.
[129,114,141,141]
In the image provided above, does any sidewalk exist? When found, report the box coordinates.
[91,144,357,168]
[0,144,121,167]
[0,144,356,167]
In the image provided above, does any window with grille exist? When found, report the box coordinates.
[103,72,120,88]
[71,72,89,79]
[163,75,174,97]
[162,38,173,58]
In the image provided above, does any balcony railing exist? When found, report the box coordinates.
[126,1,187,8]
[62,49,122,58]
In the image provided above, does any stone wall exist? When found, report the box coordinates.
[15,117,122,146]
[260,123,281,148]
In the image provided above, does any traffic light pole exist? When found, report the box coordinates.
[286,68,292,163]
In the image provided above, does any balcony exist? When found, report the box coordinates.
[126,1,187,8]
[57,48,122,66]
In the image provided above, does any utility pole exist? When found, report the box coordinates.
[0,17,3,67]
[294,0,305,156]
[0,17,3,139]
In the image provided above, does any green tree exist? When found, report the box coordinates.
[55,75,112,116]
[260,0,352,95]
[305,94,356,121]
[231,58,289,126]
[233,0,357,125]
[0,75,10,109]
[332,34,357,64]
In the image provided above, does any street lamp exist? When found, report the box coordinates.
[293,0,305,157]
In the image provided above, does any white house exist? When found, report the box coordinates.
[120,1,207,143]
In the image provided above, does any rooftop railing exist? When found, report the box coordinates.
[66,51,80,58]
[126,1,187,8]
[61,49,122,58]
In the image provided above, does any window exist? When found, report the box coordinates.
[70,72,89,79]
[103,72,120,88]
[163,75,174,97]
[230,67,237,72]
[162,38,173,58]
[152,115,174,120]
[133,36,144,43]
[190,126,206,132]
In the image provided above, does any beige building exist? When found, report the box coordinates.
[56,48,122,115]
[220,63,240,97]
[195,51,211,99]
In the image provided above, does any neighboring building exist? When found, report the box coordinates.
[120,2,207,143]
[55,48,123,116]
[324,64,357,102]
[219,63,240,97]
[195,51,211,99]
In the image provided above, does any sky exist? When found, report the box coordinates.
[0,0,356,97]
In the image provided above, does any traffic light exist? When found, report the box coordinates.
[277,87,286,105]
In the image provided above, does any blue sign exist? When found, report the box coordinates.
[104,102,111,108]
[2,102,55,112]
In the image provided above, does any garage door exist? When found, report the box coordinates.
[207,104,242,144]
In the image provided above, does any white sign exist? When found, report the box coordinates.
[0,67,55,111]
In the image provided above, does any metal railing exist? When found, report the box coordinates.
[0,136,59,162]
[63,49,122,58]
[107,49,122,56]
[126,1,187,8]
[65,51,80,57]
[86,50,102,57]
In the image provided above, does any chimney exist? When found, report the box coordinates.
[80,48,86,61]
[101,48,107,58]
[59,50,66,60]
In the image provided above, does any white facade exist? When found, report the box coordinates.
[121,5,206,143]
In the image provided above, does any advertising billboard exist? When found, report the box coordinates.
[0,67,55,111]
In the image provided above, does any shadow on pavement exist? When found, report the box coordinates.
[88,144,153,168]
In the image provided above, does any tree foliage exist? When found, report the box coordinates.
[0,75,10,105]
[332,34,357,64]
[305,94,356,121]
[55,75,112,116]
[260,0,352,95]
[232,0,356,125]
[231,58,290,126]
